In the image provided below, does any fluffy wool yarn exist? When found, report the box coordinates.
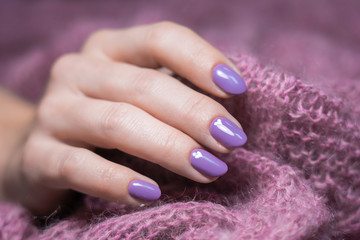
[1,0,360,239]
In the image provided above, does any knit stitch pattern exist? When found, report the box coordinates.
[1,1,360,239]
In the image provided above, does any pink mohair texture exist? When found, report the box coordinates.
[1,1,360,239]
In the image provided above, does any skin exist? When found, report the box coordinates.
[0,21,244,215]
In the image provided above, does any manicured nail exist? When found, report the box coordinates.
[212,64,246,94]
[190,149,228,177]
[210,117,247,148]
[128,180,161,202]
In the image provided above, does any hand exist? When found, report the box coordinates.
[2,22,247,215]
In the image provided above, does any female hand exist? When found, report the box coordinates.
[2,21,247,215]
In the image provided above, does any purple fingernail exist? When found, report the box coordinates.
[212,64,246,94]
[210,117,247,148]
[190,149,228,178]
[128,180,161,202]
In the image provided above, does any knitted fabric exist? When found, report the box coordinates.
[1,0,360,239]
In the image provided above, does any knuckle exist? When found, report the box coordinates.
[92,164,123,200]
[58,148,86,181]
[132,69,161,97]
[146,21,190,49]
[159,130,181,161]
[99,103,129,135]
[88,29,112,42]
[83,28,113,50]
[37,101,52,126]
[50,53,80,79]
[182,95,223,120]
[96,166,116,192]
[37,96,60,127]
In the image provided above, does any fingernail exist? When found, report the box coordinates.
[190,149,228,177]
[212,64,246,94]
[210,117,247,148]
[128,180,161,202]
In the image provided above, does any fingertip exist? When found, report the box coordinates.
[128,179,162,203]
[209,117,247,149]
[190,149,228,179]
[211,63,247,96]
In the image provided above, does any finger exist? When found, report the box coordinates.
[82,21,247,97]
[24,133,161,205]
[67,57,247,152]
[45,96,228,182]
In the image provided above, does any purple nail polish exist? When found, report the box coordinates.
[190,149,228,178]
[210,117,247,148]
[212,64,247,94]
[128,180,161,202]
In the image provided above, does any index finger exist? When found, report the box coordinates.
[82,21,246,97]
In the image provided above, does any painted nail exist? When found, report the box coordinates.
[212,64,246,94]
[190,149,228,178]
[128,180,161,202]
[210,117,247,148]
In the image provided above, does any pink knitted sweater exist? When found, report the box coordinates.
[1,1,360,239]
